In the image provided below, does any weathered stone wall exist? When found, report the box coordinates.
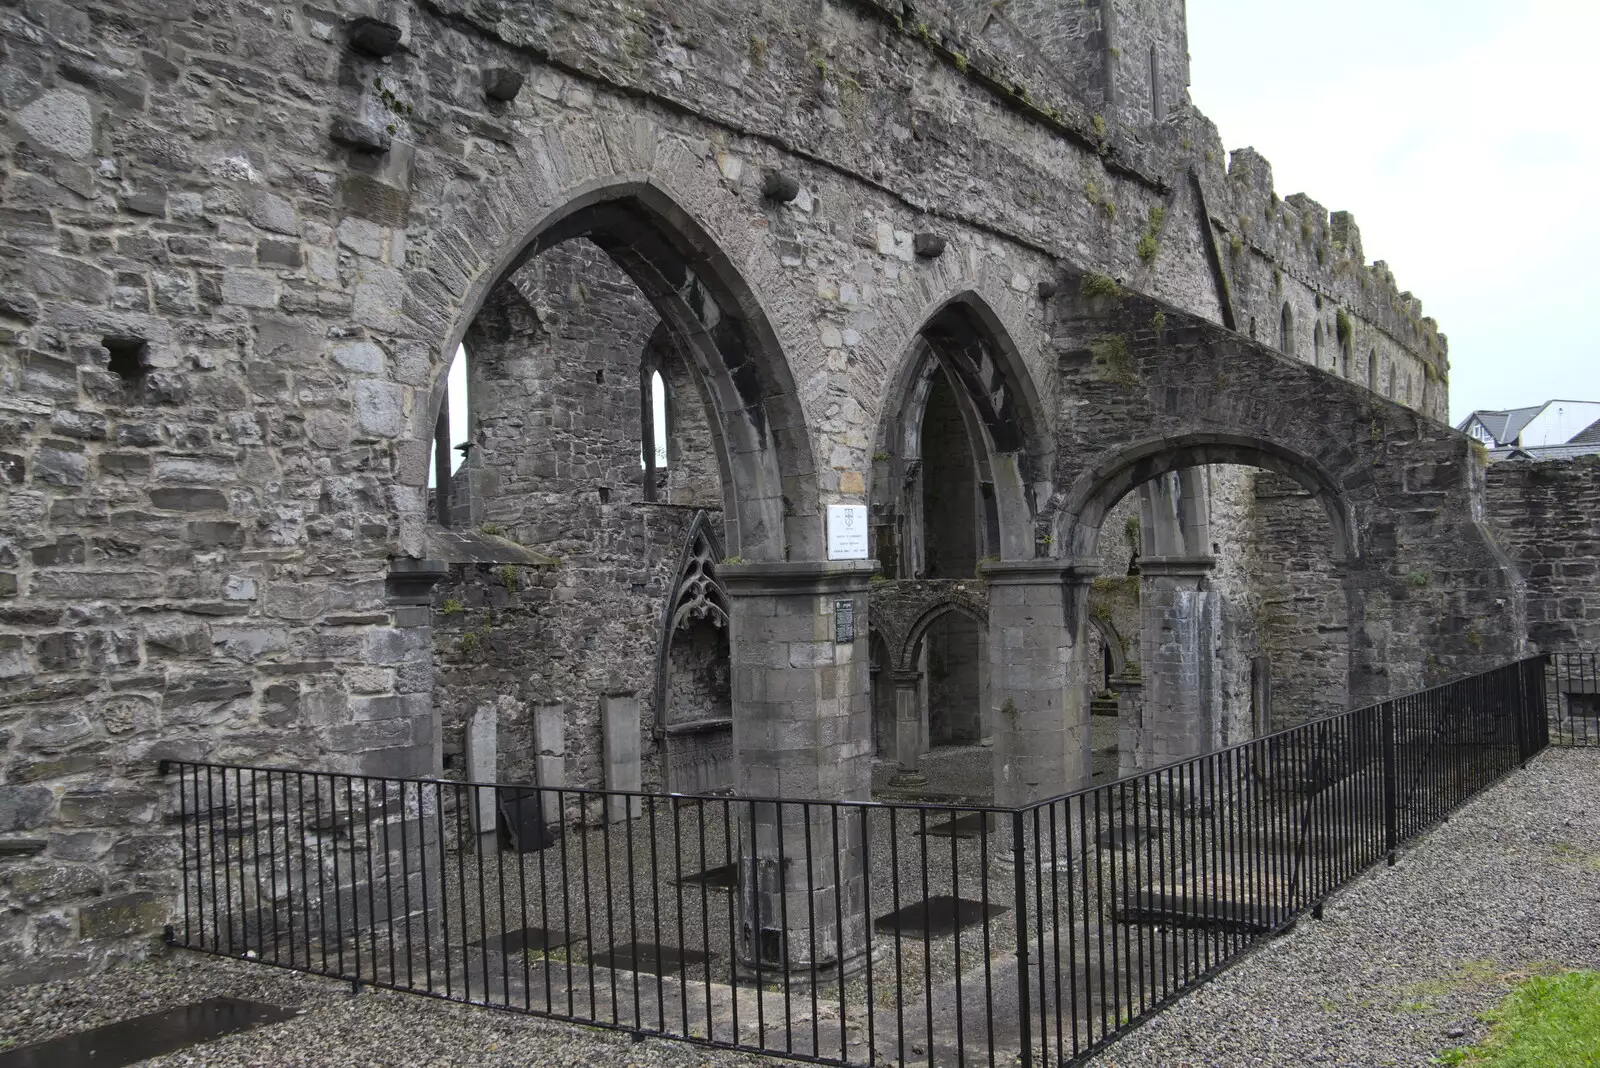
[0,0,1461,984]
[1485,457,1600,651]
[1247,472,1349,728]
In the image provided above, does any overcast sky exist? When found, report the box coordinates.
[1187,0,1599,423]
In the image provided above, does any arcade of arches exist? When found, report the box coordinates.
[2,0,1565,984]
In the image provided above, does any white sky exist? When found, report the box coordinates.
[1187,0,1599,424]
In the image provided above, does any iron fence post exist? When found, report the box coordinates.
[1512,660,1531,767]
[1380,703,1398,865]
[1012,807,1032,1068]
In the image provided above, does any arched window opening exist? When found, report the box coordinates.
[1368,348,1379,391]
[428,344,471,526]
[921,368,980,579]
[1313,322,1323,369]
[1279,302,1294,356]
[649,369,669,470]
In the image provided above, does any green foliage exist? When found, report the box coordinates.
[1081,273,1120,299]
[498,565,519,593]
[951,51,968,73]
[1124,514,1141,545]
[1336,308,1354,348]
[1229,233,1243,258]
[1436,970,1600,1066]
[458,632,478,654]
[1406,570,1430,588]
[1091,333,1136,387]
[1151,310,1166,335]
[1136,231,1159,264]
[872,450,891,462]
[1147,205,1166,231]
[721,555,748,565]
[1091,114,1107,139]
[480,523,502,536]
[748,34,767,65]
[441,597,463,616]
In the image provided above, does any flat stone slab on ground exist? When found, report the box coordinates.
[589,941,712,977]
[468,927,575,954]
[916,812,995,839]
[0,997,296,1068]
[677,862,736,889]
[874,895,1008,938]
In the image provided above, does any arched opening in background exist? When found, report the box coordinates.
[422,185,808,795]
[1060,438,1354,774]
[1279,302,1295,357]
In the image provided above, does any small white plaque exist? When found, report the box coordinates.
[827,504,869,560]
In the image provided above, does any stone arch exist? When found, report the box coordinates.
[1089,615,1128,678]
[901,597,990,672]
[1313,320,1323,369]
[410,177,817,563]
[1368,348,1380,391]
[872,291,1056,565]
[1058,433,1355,563]
[1279,301,1295,356]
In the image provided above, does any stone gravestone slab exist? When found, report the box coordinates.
[601,693,642,823]
[465,702,498,851]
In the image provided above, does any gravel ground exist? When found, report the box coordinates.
[1089,745,1600,1068]
[0,954,789,1067]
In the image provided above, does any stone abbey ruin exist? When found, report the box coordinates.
[0,0,1596,998]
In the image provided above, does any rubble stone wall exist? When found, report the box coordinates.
[0,0,1461,984]
[1485,457,1600,651]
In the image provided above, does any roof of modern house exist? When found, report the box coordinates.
[1459,405,1544,446]
[1490,442,1600,462]
[1570,417,1600,446]
[1459,400,1600,447]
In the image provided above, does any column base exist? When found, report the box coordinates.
[734,944,870,989]
[886,769,927,790]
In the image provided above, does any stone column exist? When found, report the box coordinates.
[982,560,1097,807]
[1112,670,1145,778]
[1138,556,1222,767]
[721,560,875,981]
[887,669,927,791]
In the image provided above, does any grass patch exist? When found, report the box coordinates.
[1436,970,1600,1066]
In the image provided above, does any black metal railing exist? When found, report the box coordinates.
[162,656,1548,1066]
[1546,651,1600,747]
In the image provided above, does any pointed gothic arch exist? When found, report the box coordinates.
[652,510,734,793]
[421,179,817,563]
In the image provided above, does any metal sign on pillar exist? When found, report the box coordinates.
[834,599,855,643]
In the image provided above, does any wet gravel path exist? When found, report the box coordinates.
[1089,745,1600,1068]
